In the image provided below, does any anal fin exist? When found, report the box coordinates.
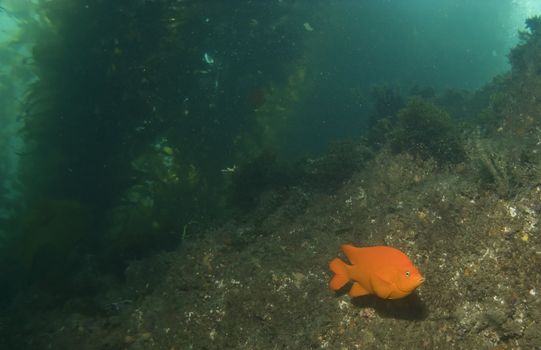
[349,282,370,297]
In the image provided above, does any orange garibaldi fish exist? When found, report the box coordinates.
[329,244,424,299]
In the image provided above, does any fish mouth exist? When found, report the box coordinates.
[413,277,425,288]
[397,277,425,293]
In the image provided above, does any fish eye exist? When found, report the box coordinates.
[405,271,411,277]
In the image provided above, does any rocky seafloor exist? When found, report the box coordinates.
[6,130,541,349]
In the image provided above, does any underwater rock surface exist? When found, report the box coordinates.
[4,137,541,349]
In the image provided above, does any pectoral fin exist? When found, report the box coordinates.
[371,273,395,299]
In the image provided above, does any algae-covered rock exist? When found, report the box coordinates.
[391,97,466,164]
[509,15,541,76]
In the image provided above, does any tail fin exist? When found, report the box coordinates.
[329,257,350,290]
